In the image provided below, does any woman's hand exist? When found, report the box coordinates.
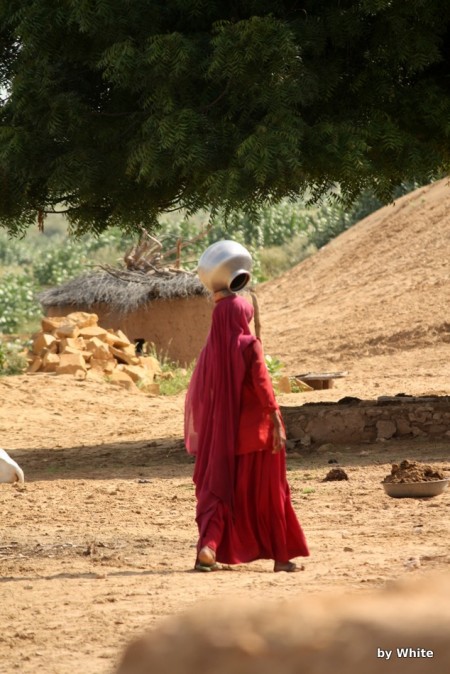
[271,411,286,454]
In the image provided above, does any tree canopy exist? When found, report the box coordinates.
[1,0,450,235]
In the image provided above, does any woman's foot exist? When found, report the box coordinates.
[274,561,305,573]
[198,546,216,565]
[195,546,219,572]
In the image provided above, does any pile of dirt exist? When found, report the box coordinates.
[322,468,349,482]
[258,179,450,400]
[383,459,445,484]
[115,573,450,674]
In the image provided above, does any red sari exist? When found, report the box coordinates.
[185,295,309,564]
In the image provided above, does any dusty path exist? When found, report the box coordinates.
[1,376,450,674]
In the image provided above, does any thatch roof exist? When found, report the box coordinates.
[38,269,209,314]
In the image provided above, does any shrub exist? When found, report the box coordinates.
[156,364,195,396]
[32,242,88,286]
[265,354,285,382]
[0,232,34,266]
[0,273,41,334]
[0,338,28,375]
[144,343,195,396]
[259,232,316,281]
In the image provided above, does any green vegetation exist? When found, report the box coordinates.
[0,338,28,376]
[0,178,417,381]
[158,182,419,281]
[264,353,285,390]
[144,344,196,396]
[1,2,448,234]
[0,273,41,334]
[0,182,419,340]
[157,365,196,396]
[0,222,134,334]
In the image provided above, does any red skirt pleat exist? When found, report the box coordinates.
[197,450,309,565]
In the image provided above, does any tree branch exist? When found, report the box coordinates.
[89,110,134,117]
[201,85,229,112]
[43,208,73,214]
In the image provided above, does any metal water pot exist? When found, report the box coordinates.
[197,240,252,293]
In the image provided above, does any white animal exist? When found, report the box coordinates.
[0,448,24,484]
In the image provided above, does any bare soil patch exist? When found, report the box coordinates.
[1,376,450,674]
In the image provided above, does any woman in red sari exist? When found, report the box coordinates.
[185,291,309,572]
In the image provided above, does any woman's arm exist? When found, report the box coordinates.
[270,410,287,454]
[248,340,278,410]
[247,340,286,453]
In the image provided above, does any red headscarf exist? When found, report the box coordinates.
[185,295,256,507]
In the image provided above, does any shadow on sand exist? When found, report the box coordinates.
[12,437,194,482]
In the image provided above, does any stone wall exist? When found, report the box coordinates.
[280,396,450,446]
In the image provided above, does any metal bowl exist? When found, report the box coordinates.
[197,240,252,293]
[382,479,449,498]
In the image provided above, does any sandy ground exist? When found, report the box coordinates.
[1,373,450,674]
[257,178,450,397]
[1,181,449,673]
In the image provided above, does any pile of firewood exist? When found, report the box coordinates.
[27,312,161,394]
[120,226,210,274]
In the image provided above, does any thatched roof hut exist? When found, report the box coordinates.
[39,269,213,365]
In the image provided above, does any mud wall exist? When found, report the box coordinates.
[47,296,213,365]
[280,396,450,445]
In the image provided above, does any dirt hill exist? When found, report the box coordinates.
[258,179,450,399]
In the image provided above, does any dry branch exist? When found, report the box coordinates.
[123,222,210,273]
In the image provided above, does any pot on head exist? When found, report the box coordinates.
[197,240,252,293]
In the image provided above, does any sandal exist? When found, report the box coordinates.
[194,560,220,572]
[274,561,305,573]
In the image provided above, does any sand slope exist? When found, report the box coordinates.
[258,179,450,400]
